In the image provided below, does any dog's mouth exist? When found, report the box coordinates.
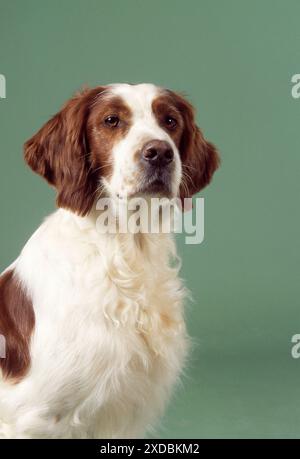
[138,169,173,197]
[113,169,175,201]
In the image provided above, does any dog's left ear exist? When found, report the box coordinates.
[24,87,105,216]
[170,92,220,200]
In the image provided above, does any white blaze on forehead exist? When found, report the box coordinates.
[109,83,175,146]
[109,83,161,121]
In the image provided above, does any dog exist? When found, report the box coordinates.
[0,83,219,438]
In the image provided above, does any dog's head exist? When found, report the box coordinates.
[24,83,219,215]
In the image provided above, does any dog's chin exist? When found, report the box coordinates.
[136,169,175,198]
[113,173,175,200]
[133,177,174,199]
[142,179,172,196]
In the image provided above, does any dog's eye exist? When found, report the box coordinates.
[105,116,120,127]
[165,116,177,130]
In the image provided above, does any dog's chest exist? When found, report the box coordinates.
[77,243,186,359]
[46,246,188,436]
[67,240,186,389]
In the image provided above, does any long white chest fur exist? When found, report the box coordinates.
[0,209,188,438]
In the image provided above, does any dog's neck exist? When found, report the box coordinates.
[58,205,178,267]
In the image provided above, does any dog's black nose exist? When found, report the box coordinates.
[142,140,174,166]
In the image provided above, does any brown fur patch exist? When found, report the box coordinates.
[24,88,132,216]
[152,94,185,149]
[0,269,35,382]
[88,94,132,179]
[152,91,220,200]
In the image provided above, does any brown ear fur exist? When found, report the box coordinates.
[24,87,105,216]
[170,92,220,199]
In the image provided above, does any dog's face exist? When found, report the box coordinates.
[24,83,219,215]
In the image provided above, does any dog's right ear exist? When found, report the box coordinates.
[24,86,106,216]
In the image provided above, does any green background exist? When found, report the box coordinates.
[0,0,300,438]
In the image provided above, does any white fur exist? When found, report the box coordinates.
[0,84,189,438]
[0,211,188,438]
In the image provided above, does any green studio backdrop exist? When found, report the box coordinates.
[0,0,300,438]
